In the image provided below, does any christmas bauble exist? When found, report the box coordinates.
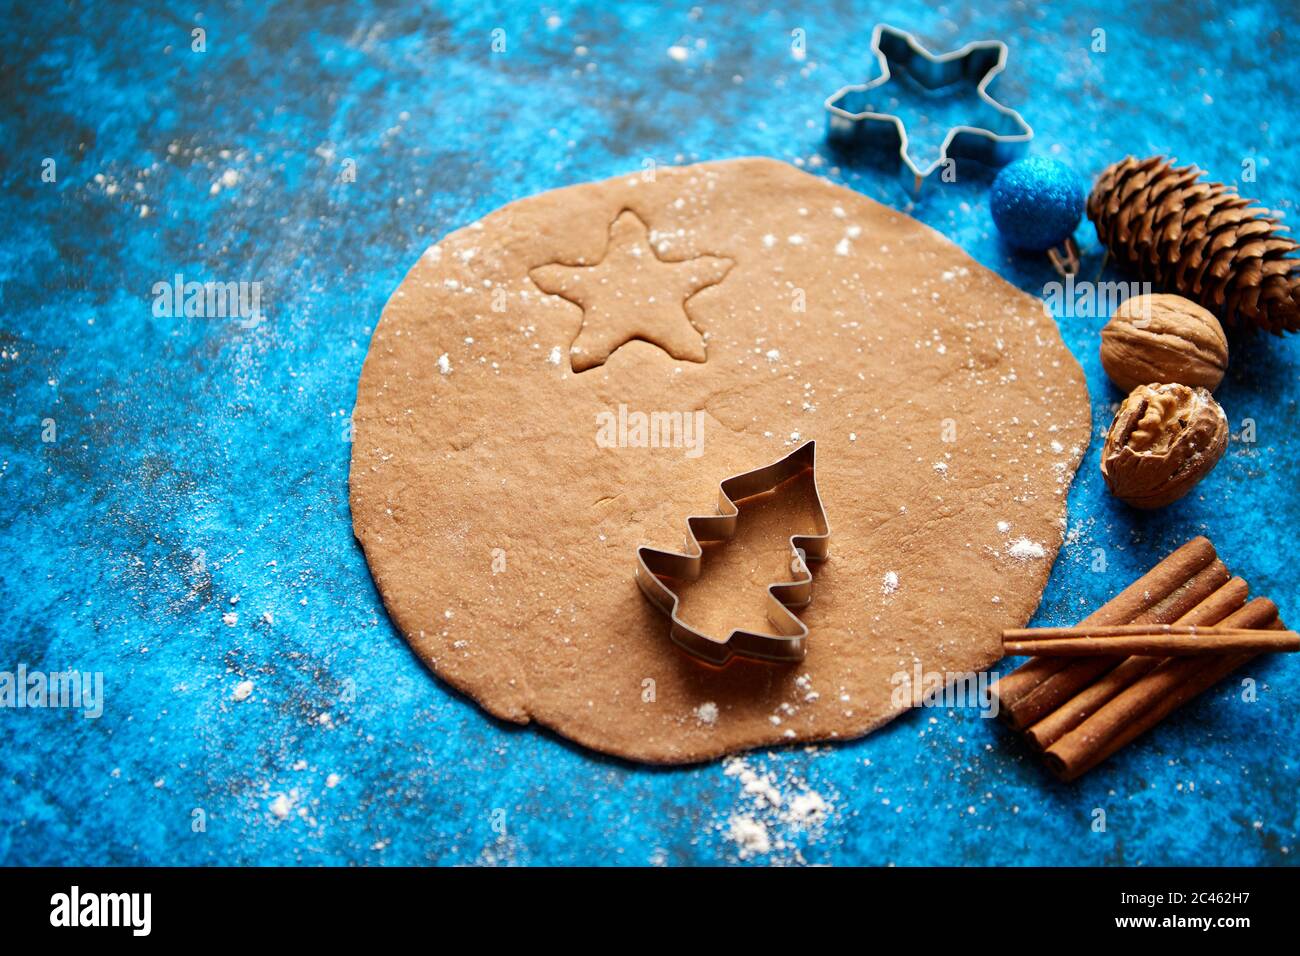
[990,156,1085,251]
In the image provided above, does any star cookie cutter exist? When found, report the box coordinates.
[634,441,830,667]
[825,24,1033,190]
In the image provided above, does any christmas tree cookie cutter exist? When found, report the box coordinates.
[825,24,1033,191]
[634,441,830,667]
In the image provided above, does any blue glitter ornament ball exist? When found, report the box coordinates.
[989,156,1085,252]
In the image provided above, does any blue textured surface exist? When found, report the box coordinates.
[991,156,1085,250]
[1,0,1298,866]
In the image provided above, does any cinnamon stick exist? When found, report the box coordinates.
[1005,629,1296,656]
[1001,623,1266,641]
[1022,577,1248,751]
[993,537,1217,713]
[1044,598,1281,780]
[1000,557,1230,730]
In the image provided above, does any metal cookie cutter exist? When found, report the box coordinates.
[634,441,830,667]
[825,24,1033,190]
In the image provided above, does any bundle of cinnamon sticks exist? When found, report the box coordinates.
[994,537,1289,781]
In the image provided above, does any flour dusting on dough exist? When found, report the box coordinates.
[349,158,1091,763]
[1007,537,1047,561]
[694,701,719,725]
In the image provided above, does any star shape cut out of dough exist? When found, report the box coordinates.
[529,210,733,372]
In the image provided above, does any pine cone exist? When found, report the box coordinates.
[1086,155,1300,335]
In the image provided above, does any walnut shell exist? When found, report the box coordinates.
[1100,383,1229,509]
[1100,293,1228,393]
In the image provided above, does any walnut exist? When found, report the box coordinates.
[1100,383,1229,509]
[1100,293,1228,393]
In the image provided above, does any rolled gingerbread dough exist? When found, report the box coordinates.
[349,157,1089,763]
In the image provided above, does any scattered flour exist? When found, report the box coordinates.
[882,571,900,595]
[268,792,295,821]
[787,791,829,825]
[725,757,783,808]
[794,673,819,702]
[209,168,240,195]
[694,701,719,725]
[1006,537,1046,560]
[719,755,836,863]
[728,816,771,858]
